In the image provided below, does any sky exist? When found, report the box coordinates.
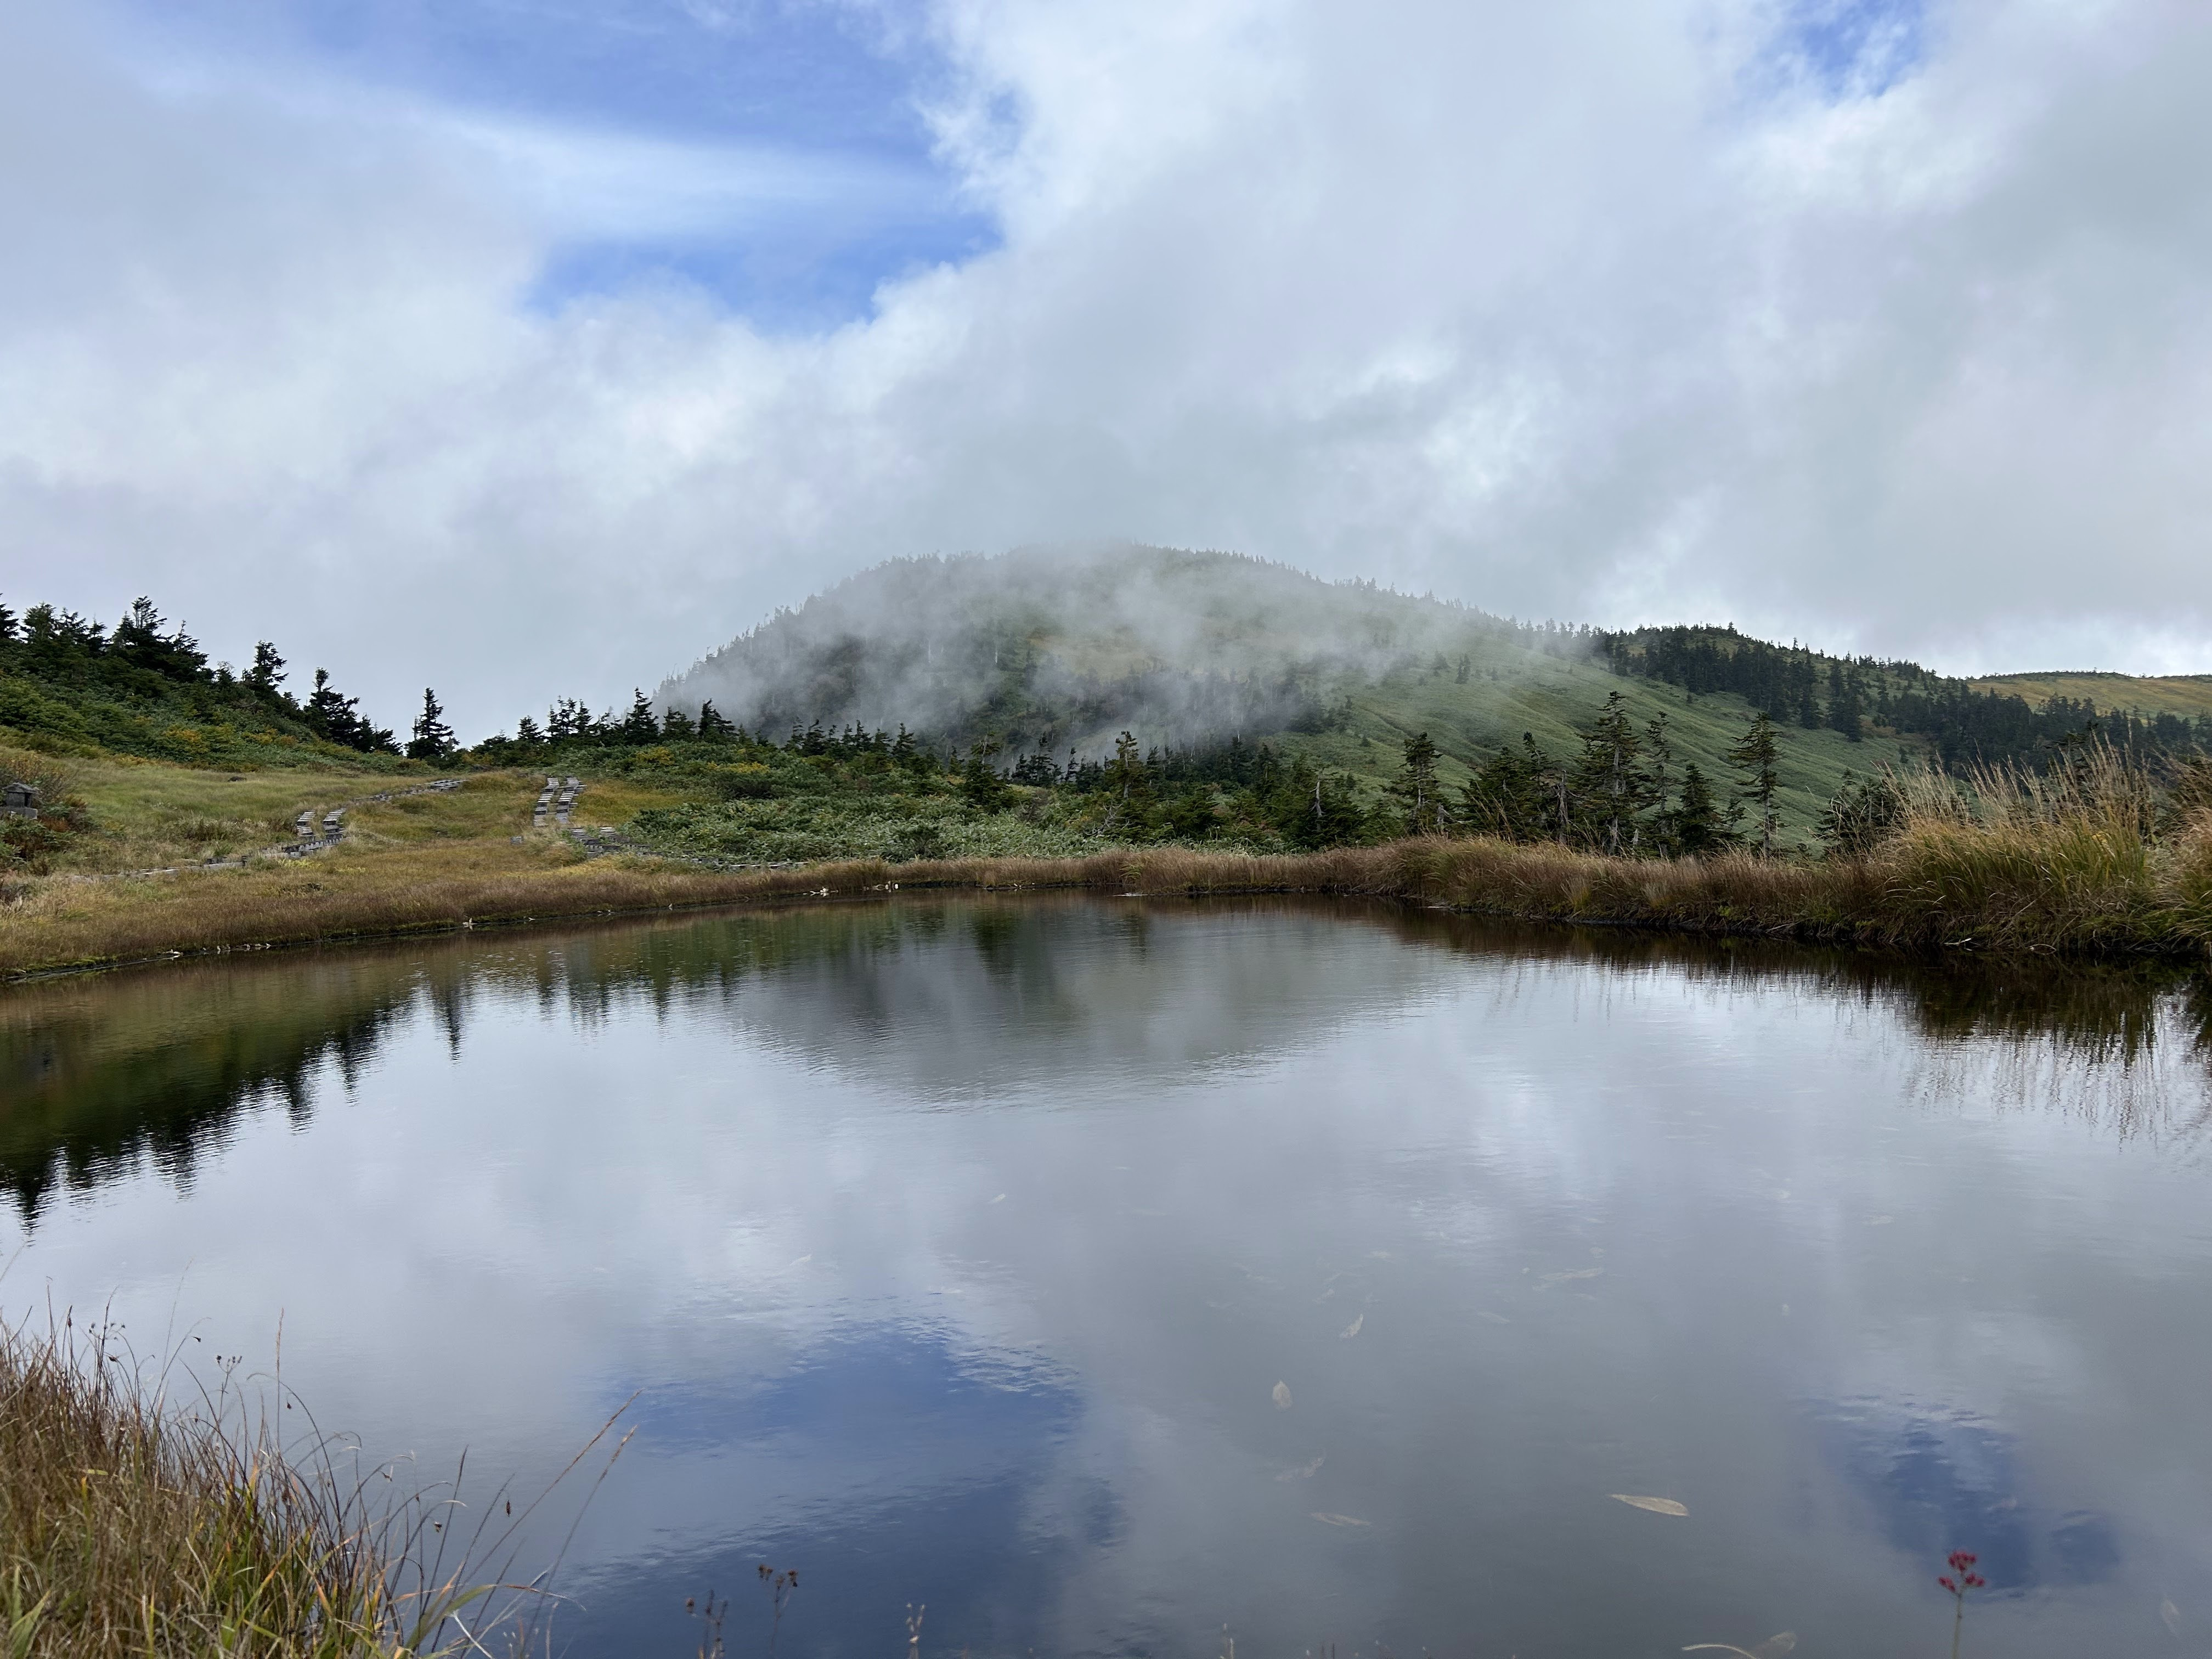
[2,0,2209,737]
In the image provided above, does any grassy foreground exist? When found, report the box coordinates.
[0,1315,500,1657]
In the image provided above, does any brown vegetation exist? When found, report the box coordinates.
[6,755,2211,980]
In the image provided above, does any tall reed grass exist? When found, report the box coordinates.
[0,1309,577,1657]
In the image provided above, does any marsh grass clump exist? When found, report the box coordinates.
[0,1310,543,1657]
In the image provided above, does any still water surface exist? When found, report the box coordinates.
[5,898,2212,1656]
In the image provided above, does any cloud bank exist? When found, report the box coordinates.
[2,0,2209,736]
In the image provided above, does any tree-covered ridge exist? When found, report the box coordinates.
[1601,624,2212,768]
[661,545,1599,759]
[0,592,405,768]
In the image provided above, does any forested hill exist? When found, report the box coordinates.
[664,545,2206,788]
[1599,625,2212,768]
[0,594,406,769]
[661,544,1585,758]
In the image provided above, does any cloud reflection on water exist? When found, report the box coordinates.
[2,900,2210,1655]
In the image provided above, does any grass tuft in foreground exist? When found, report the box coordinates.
[0,1311,534,1657]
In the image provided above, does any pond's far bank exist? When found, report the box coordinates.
[7,817,2211,983]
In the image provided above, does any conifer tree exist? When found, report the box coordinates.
[1669,763,1736,856]
[1726,712,1782,855]
[1111,731,1144,810]
[547,698,593,741]
[0,597,19,647]
[407,687,456,760]
[1643,712,1673,835]
[1391,731,1443,835]
[961,735,1013,811]
[696,700,735,740]
[1816,771,1902,856]
[1460,732,1557,843]
[514,714,545,746]
[620,690,661,744]
[1572,692,1643,855]
[661,706,696,739]
[304,668,394,752]
[245,641,287,698]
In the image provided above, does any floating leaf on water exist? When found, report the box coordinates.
[1865,1215,1894,1226]
[1272,1381,1293,1410]
[1340,1313,1364,1339]
[1610,1493,1688,1516]
[1310,1512,1369,1528]
[1754,1636,1797,1658]
[1540,1267,1604,1285]
[2163,1600,2182,1637]
[989,1193,1006,1204]
[1275,1454,1326,1482]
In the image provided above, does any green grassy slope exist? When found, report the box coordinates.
[1971,673,2212,721]
[666,546,1913,845]
[1285,653,1895,845]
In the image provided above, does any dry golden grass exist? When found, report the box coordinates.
[0,1313,499,1656]
[29,757,426,874]
[8,823,2212,979]
[8,749,2212,979]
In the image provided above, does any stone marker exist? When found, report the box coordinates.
[3,782,41,819]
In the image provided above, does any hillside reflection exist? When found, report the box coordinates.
[5,896,2209,1221]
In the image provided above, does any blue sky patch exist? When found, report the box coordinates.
[113,0,1000,328]
[1782,0,1928,99]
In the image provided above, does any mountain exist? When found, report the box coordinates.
[659,545,1985,836]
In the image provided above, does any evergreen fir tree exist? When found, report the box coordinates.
[245,641,287,698]
[1816,771,1903,856]
[407,687,457,760]
[1390,731,1443,835]
[1460,732,1558,843]
[960,736,1013,811]
[661,706,696,739]
[514,714,545,746]
[0,597,19,647]
[305,669,363,748]
[1571,691,1643,854]
[697,701,736,740]
[1726,712,1782,855]
[547,699,591,741]
[620,689,661,744]
[1110,731,1146,812]
[1669,763,1735,857]
[1642,713,1673,840]
[110,596,207,681]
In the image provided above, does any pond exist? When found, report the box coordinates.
[5,897,2212,1656]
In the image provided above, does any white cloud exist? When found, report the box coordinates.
[2,0,2210,736]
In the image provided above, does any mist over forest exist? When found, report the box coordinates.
[661,544,1590,757]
